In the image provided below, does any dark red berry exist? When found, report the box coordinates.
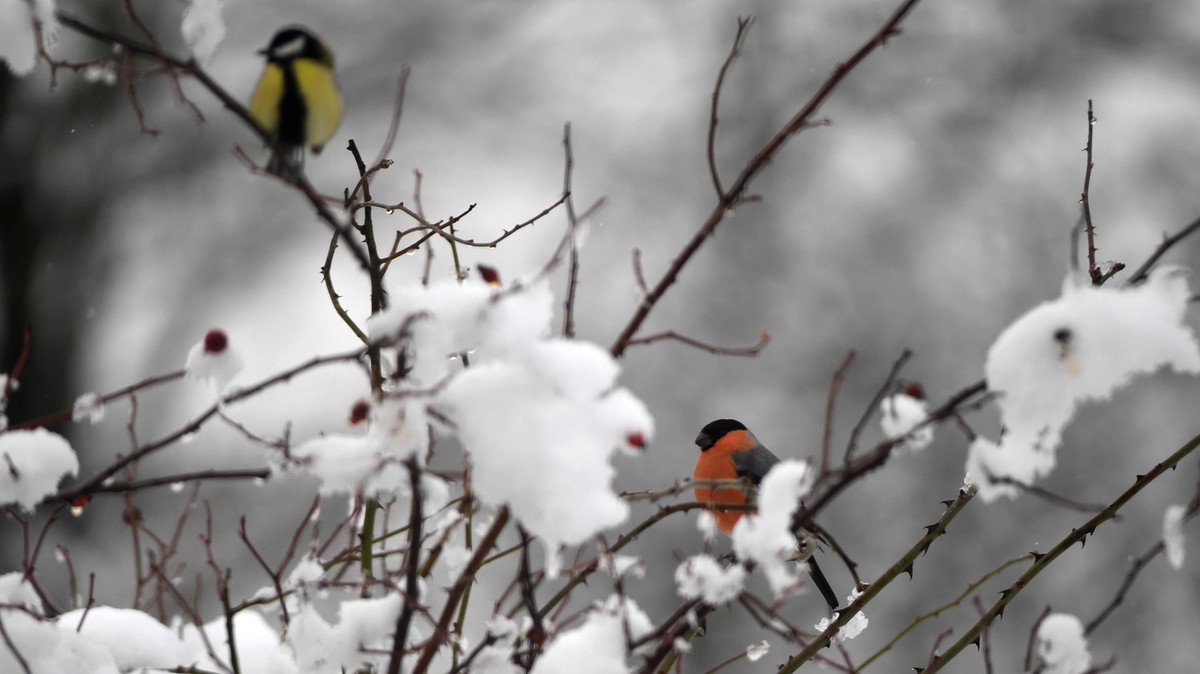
[203,329,228,354]
[349,400,371,425]
[478,265,501,286]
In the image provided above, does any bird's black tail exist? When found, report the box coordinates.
[806,556,840,613]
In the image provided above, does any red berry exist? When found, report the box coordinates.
[203,329,228,354]
[478,265,501,286]
[349,400,371,425]
[902,381,926,400]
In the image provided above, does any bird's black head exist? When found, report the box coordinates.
[261,26,333,65]
[695,418,747,451]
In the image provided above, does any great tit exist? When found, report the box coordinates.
[249,26,343,174]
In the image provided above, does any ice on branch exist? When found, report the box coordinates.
[731,460,813,597]
[1163,504,1187,570]
[0,428,79,510]
[1036,613,1092,674]
[967,267,1200,501]
[530,595,652,674]
[675,554,746,605]
[185,328,245,390]
[880,390,932,452]
[373,278,652,573]
[180,0,225,64]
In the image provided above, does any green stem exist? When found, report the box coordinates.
[777,487,976,672]
[921,430,1200,673]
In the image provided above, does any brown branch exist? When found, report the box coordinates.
[386,460,425,674]
[1085,485,1200,634]
[621,329,770,356]
[610,0,925,358]
[7,369,186,431]
[51,347,367,506]
[1126,214,1200,284]
[707,17,754,198]
[1024,606,1054,672]
[1080,99,1102,284]
[844,349,911,462]
[369,69,412,172]
[0,613,31,674]
[2,325,32,403]
[820,351,856,475]
[410,505,510,673]
[562,122,581,338]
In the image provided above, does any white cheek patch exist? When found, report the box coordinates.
[272,36,306,59]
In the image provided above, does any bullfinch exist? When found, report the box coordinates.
[694,418,840,611]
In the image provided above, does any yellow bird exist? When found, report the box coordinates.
[249,26,343,174]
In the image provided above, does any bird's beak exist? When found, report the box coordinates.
[695,431,714,451]
[256,47,270,56]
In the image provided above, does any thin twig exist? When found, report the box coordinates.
[707,18,754,198]
[610,0,924,357]
[621,329,770,356]
[1080,100,1102,284]
[1126,214,1200,284]
[562,123,581,338]
[8,369,186,431]
[386,460,424,674]
[921,430,1200,673]
[820,351,856,475]
[52,347,369,505]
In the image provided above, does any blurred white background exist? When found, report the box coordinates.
[3,0,1200,671]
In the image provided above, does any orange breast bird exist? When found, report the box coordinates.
[693,418,840,611]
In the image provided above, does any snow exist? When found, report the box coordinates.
[1163,504,1187,570]
[184,329,246,390]
[814,587,869,643]
[0,428,79,511]
[602,553,646,579]
[286,398,432,496]
[180,0,225,64]
[473,644,522,674]
[880,393,933,452]
[530,595,652,674]
[287,594,403,674]
[420,278,653,573]
[57,606,190,670]
[71,392,105,424]
[731,460,813,597]
[0,0,57,76]
[1036,613,1092,674]
[179,609,298,674]
[967,267,1200,501]
[0,574,119,674]
[0,373,11,429]
[675,554,746,605]
[746,640,770,662]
